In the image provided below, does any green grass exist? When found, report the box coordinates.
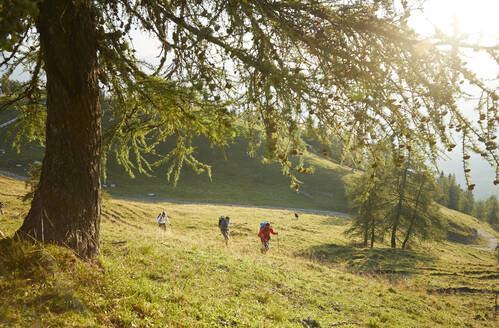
[103,136,351,212]
[1,174,498,327]
[0,109,351,212]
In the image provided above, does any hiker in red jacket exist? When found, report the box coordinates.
[258,222,278,253]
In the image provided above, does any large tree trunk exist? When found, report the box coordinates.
[16,0,101,259]
[369,183,376,249]
[370,217,375,248]
[362,223,368,248]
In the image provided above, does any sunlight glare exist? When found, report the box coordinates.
[410,0,499,45]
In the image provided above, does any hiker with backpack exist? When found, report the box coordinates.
[218,216,230,246]
[258,222,278,254]
[156,211,171,230]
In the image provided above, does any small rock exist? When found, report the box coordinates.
[110,184,116,188]
[298,317,320,328]
[147,193,156,197]
[15,164,23,168]
[473,314,484,321]
[102,184,107,188]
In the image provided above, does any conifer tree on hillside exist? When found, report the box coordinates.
[472,200,487,222]
[485,196,499,227]
[383,154,444,248]
[1,0,497,258]
[385,160,408,248]
[434,173,478,216]
[434,171,450,207]
[447,174,462,211]
[346,148,444,248]
[458,190,474,215]
[401,168,444,249]
[345,156,390,248]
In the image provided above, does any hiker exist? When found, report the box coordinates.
[156,211,171,230]
[294,212,299,220]
[258,222,278,253]
[218,216,230,245]
[0,201,4,215]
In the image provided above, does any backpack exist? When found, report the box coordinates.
[259,221,267,231]
[218,216,225,227]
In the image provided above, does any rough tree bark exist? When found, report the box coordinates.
[369,182,377,249]
[16,0,102,259]
[362,225,368,248]
[370,216,375,248]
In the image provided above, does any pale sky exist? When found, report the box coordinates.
[409,0,499,41]
[408,0,498,199]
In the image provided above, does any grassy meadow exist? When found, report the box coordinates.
[0,174,498,327]
[0,108,351,213]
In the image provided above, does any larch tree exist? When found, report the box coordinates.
[400,165,443,249]
[1,0,498,258]
[386,155,411,248]
[345,157,390,248]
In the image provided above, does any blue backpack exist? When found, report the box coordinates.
[259,221,267,231]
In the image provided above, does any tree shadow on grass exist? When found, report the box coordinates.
[0,238,87,316]
[299,243,436,276]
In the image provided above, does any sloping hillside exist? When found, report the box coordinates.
[1,175,498,327]
[439,206,497,247]
[0,116,352,212]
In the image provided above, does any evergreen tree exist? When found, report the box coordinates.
[434,171,450,207]
[1,0,497,258]
[447,174,461,210]
[345,160,389,248]
[346,148,444,249]
[387,158,411,248]
[485,196,499,226]
[383,154,443,248]
[401,169,444,249]
[458,190,475,215]
[472,200,487,221]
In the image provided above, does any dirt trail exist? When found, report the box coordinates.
[111,194,351,218]
[0,170,26,181]
[0,117,18,128]
[0,171,349,218]
[475,229,499,251]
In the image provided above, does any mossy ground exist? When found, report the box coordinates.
[0,175,498,327]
